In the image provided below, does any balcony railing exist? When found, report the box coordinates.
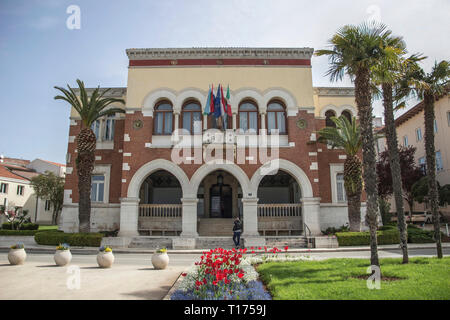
[139,204,182,218]
[257,203,302,217]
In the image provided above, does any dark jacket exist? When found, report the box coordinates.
[233,220,242,232]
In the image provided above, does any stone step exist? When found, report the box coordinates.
[195,237,237,249]
[128,237,173,249]
[198,218,235,236]
[265,236,309,248]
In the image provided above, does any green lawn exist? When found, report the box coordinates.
[256,257,450,300]
[38,225,59,231]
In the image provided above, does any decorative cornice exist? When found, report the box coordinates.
[126,47,314,60]
[314,87,355,97]
[73,87,127,98]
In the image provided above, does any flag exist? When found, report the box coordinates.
[225,85,232,116]
[203,86,211,115]
[214,85,222,118]
[210,84,215,114]
[220,84,228,129]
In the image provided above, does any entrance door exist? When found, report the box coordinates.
[210,184,232,218]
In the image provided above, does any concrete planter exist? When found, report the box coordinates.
[54,250,72,266]
[97,251,114,268]
[8,248,27,265]
[151,252,169,270]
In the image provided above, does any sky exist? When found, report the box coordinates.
[0,0,449,164]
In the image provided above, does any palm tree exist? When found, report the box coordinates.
[371,34,423,263]
[318,116,363,232]
[316,22,403,267]
[397,61,450,258]
[54,80,125,233]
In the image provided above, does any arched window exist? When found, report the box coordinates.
[341,110,352,122]
[325,110,336,127]
[182,100,202,134]
[267,101,287,134]
[238,100,258,133]
[153,101,173,135]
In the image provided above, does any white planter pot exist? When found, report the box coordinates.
[54,250,72,266]
[151,252,169,270]
[97,251,114,268]
[8,248,26,265]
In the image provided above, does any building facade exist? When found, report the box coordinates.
[61,48,366,247]
[0,157,66,224]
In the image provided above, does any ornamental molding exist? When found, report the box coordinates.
[314,87,355,97]
[73,87,127,98]
[126,47,314,60]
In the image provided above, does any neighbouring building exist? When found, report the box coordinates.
[377,93,450,216]
[0,156,66,224]
[61,47,368,248]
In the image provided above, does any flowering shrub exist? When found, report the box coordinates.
[10,243,25,249]
[99,245,112,252]
[171,246,290,300]
[56,243,70,250]
[156,247,167,254]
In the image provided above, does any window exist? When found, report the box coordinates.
[0,183,7,193]
[91,120,101,140]
[91,175,105,202]
[182,101,202,134]
[403,135,408,147]
[434,119,438,133]
[103,116,115,141]
[341,110,352,122]
[418,157,426,174]
[415,128,422,141]
[44,200,51,211]
[17,185,24,196]
[267,101,287,134]
[325,110,336,127]
[436,151,444,171]
[239,101,258,133]
[153,101,173,135]
[336,173,346,202]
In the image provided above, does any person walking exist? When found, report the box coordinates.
[233,218,242,248]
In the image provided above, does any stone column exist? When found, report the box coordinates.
[232,113,237,130]
[118,197,140,237]
[302,197,322,235]
[180,197,199,237]
[242,197,265,247]
[203,114,208,130]
[173,112,180,141]
[260,113,266,130]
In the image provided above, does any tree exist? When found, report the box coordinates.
[377,146,425,218]
[316,22,402,268]
[54,80,125,232]
[397,60,450,258]
[30,171,65,225]
[318,115,363,231]
[371,34,425,263]
[412,177,450,209]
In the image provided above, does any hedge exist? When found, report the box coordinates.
[34,231,103,247]
[0,229,40,236]
[336,230,400,246]
[2,222,39,230]
[336,224,436,246]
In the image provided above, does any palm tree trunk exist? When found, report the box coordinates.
[382,83,408,263]
[347,193,362,231]
[423,93,443,258]
[355,68,380,267]
[344,155,362,232]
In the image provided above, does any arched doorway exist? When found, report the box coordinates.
[196,170,243,236]
[138,170,183,236]
[257,170,302,236]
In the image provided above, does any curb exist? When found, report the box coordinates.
[1,244,448,255]
[162,267,190,300]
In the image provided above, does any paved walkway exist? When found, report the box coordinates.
[0,253,198,300]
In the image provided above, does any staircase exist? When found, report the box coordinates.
[198,218,235,236]
[265,236,309,248]
[128,236,173,249]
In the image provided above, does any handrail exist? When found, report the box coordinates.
[303,222,311,237]
[139,204,182,218]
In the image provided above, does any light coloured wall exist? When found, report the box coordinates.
[313,94,357,117]
[0,178,36,220]
[126,66,315,109]
[396,95,450,186]
[27,159,65,177]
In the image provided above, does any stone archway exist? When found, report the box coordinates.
[119,159,190,237]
